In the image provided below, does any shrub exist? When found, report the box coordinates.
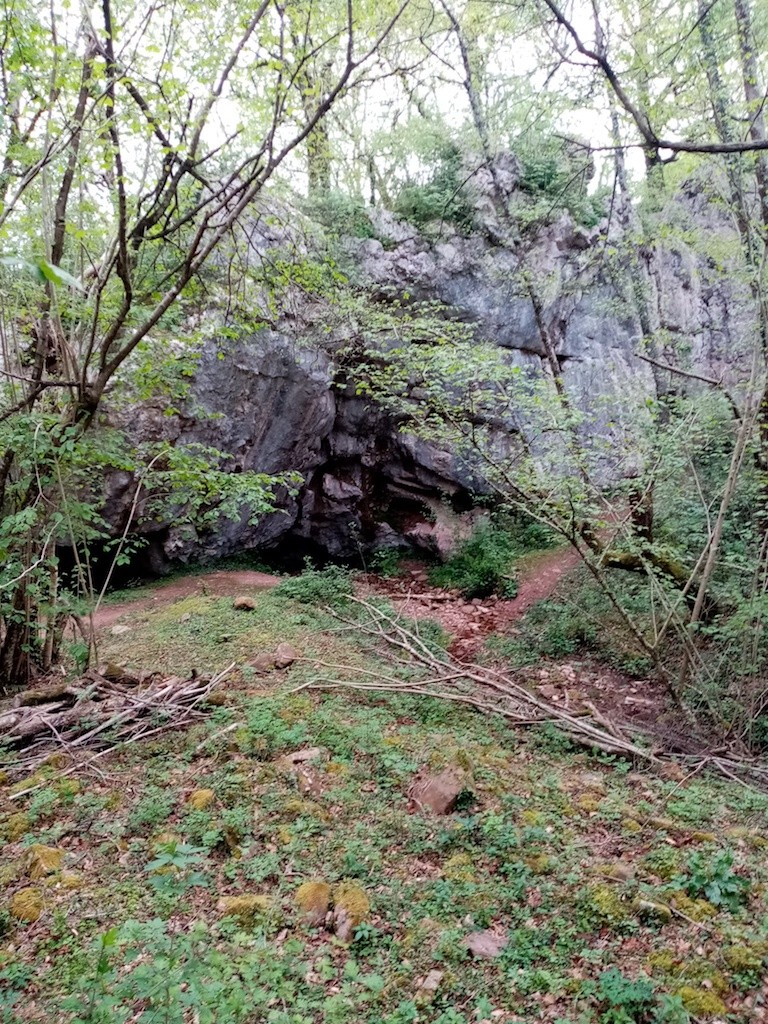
[393,144,475,231]
[303,190,375,239]
[274,560,353,606]
[429,522,519,598]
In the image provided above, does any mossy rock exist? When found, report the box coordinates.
[56,779,81,800]
[188,789,215,811]
[632,897,672,923]
[669,891,717,921]
[577,793,602,813]
[3,812,30,842]
[724,943,765,974]
[676,986,727,1017]
[443,853,476,882]
[583,884,631,926]
[57,870,83,891]
[9,773,45,797]
[10,887,44,923]
[333,882,370,942]
[595,861,634,883]
[647,950,678,974]
[520,809,543,826]
[0,860,24,888]
[525,854,555,876]
[217,894,272,927]
[621,817,643,834]
[689,830,717,843]
[727,827,768,851]
[26,844,65,880]
[295,880,332,926]
[283,798,328,821]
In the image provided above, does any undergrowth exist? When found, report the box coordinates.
[3,587,768,1022]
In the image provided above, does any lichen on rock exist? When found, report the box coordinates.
[216,894,272,927]
[26,844,65,880]
[10,887,44,923]
[333,882,370,941]
[295,880,332,926]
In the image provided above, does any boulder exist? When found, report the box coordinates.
[463,928,508,959]
[408,770,468,815]
[295,880,332,926]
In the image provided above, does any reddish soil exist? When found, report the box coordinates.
[90,569,280,629]
[364,545,582,662]
[91,550,677,741]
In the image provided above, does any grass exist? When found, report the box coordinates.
[2,583,768,1022]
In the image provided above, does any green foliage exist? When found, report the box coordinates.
[393,144,475,231]
[429,522,519,598]
[274,560,354,605]
[515,136,607,228]
[369,547,404,578]
[303,191,375,239]
[591,969,689,1024]
[678,850,750,911]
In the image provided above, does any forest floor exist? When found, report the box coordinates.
[2,557,768,1023]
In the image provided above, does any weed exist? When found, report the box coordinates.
[429,522,519,598]
[273,560,353,605]
[127,787,175,833]
[677,849,749,911]
[590,968,689,1024]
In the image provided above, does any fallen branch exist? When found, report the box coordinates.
[297,598,768,788]
[2,663,235,780]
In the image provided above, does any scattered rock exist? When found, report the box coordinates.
[415,969,444,1005]
[233,596,257,611]
[408,770,468,815]
[279,747,326,768]
[217,894,271,927]
[25,844,65,880]
[463,928,508,959]
[296,766,325,798]
[538,684,560,700]
[188,789,215,811]
[249,653,276,673]
[633,897,672,923]
[110,624,131,635]
[10,887,43,923]
[4,812,30,842]
[295,880,332,926]
[333,882,370,941]
[274,642,297,669]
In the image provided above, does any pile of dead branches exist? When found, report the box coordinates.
[301,598,768,790]
[1,662,233,777]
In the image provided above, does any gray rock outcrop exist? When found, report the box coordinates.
[106,176,755,571]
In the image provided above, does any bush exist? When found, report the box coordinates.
[393,144,475,231]
[273,560,353,606]
[429,522,519,598]
[302,190,375,239]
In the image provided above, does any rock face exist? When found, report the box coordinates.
[107,177,754,570]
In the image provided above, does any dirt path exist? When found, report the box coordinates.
[367,544,582,661]
[91,569,280,629]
